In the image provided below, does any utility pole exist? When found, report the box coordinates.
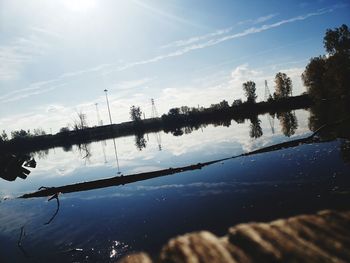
[103,89,121,174]
[150,98,162,150]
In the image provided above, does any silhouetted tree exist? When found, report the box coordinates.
[169,108,180,116]
[249,116,263,138]
[243,81,257,103]
[210,100,230,110]
[274,72,292,98]
[0,130,8,142]
[232,99,242,106]
[11,129,31,139]
[180,106,190,115]
[301,56,327,99]
[59,127,70,133]
[130,106,142,122]
[324,24,350,55]
[33,128,46,136]
[302,24,350,100]
[277,111,298,137]
[73,112,88,131]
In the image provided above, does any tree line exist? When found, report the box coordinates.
[129,71,293,124]
[2,23,347,144]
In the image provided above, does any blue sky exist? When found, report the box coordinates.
[0,0,349,134]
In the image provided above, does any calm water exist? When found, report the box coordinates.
[1,109,350,262]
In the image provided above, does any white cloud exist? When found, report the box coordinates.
[231,64,262,83]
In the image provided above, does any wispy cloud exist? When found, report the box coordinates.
[0,63,116,103]
[0,7,334,104]
[161,27,233,49]
[104,7,334,74]
[131,0,208,30]
[29,26,63,39]
[0,79,59,101]
[162,13,278,49]
[0,35,48,80]
[0,25,63,84]
[238,13,279,25]
[0,19,68,83]
[111,78,154,90]
[0,83,66,103]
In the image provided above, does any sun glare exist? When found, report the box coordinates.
[62,0,96,13]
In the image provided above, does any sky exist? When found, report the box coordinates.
[0,0,349,135]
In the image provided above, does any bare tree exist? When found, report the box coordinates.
[73,111,88,131]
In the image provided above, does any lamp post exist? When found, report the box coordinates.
[103,89,121,174]
[104,89,113,125]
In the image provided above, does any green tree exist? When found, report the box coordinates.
[274,72,292,98]
[242,81,257,103]
[130,106,142,121]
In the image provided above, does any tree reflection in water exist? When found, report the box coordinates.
[135,133,147,151]
[277,111,298,137]
[308,99,350,163]
[249,116,263,139]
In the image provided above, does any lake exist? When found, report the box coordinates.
[1,108,350,262]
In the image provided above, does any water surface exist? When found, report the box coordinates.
[1,109,350,262]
